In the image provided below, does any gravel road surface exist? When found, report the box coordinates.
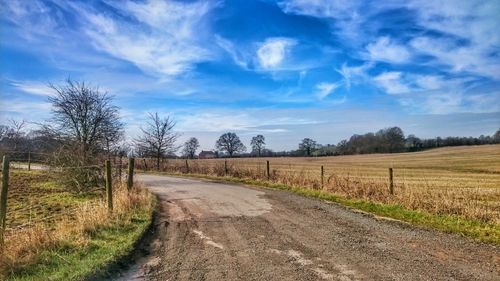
[117,174,499,281]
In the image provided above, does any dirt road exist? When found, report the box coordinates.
[117,174,499,281]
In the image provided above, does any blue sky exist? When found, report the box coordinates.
[1,0,499,151]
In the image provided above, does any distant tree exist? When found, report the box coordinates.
[6,119,27,151]
[135,112,179,170]
[183,137,200,159]
[335,139,348,155]
[376,127,405,153]
[299,138,317,156]
[216,132,246,157]
[48,79,123,162]
[250,135,266,156]
[494,129,500,144]
[406,134,422,151]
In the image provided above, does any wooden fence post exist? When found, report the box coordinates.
[0,156,10,247]
[127,158,135,191]
[28,151,31,171]
[118,156,122,182]
[389,168,394,195]
[224,159,228,176]
[143,158,148,171]
[321,165,324,189]
[185,159,189,173]
[266,160,270,180]
[105,160,113,212]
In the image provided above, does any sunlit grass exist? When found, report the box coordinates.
[0,170,155,281]
[142,145,500,243]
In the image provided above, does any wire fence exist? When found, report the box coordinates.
[0,152,136,247]
[134,156,500,224]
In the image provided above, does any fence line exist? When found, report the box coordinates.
[0,155,137,249]
[133,157,397,194]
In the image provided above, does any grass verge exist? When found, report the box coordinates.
[148,171,500,245]
[0,170,156,281]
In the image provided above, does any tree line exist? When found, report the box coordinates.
[180,126,500,158]
[1,79,499,183]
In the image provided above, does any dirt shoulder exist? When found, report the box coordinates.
[117,174,499,281]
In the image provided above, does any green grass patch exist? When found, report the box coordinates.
[149,171,500,245]
[8,208,153,281]
[2,170,156,281]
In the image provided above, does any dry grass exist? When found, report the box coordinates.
[143,145,500,224]
[0,170,154,279]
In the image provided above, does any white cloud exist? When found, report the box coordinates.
[410,36,500,79]
[2,0,61,40]
[279,0,364,43]
[280,0,500,80]
[315,82,340,99]
[399,90,500,115]
[10,81,53,97]
[74,0,215,77]
[215,35,250,69]
[407,0,499,48]
[414,75,445,90]
[404,0,500,79]
[176,111,318,133]
[279,0,359,18]
[373,72,411,95]
[0,98,52,120]
[365,36,411,64]
[257,38,297,69]
[335,62,373,90]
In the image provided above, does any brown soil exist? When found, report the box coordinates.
[116,175,499,281]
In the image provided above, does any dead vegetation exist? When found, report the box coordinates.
[0,170,154,279]
[142,145,500,224]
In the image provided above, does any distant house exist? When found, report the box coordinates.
[199,150,216,159]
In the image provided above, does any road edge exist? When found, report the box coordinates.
[85,194,160,281]
[140,171,499,246]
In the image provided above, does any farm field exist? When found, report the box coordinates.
[146,145,500,230]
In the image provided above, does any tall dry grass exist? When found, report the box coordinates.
[138,145,500,224]
[0,181,154,278]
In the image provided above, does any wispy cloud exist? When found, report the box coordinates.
[373,72,411,95]
[1,0,498,145]
[278,0,365,44]
[10,80,53,97]
[75,0,216,77]
[257,38,297,69]
[414,75,445,91]
[410,36,500,79]
[176,110,318,133]
[215,35,251,69]
[335,62,373,90]
[0,98,51,120]
[315,82,340,100]
[365,36,411,64]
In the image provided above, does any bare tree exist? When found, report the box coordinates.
[250,134,265,156]
[135,112,179,170]
[0,125,8,141]
[8,119,27,150]
[183,137,200,159]
[48,79,123,163]
[299,138,317,156]
[102,119,124,159]
[216,132,246,157]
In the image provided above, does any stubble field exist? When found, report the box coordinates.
[146,145,500,231]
